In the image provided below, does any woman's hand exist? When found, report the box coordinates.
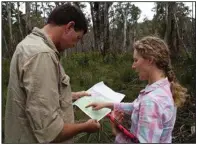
[110,110,124,136]
[85,102,106,110]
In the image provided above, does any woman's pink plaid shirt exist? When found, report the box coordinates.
[114,78,177,143]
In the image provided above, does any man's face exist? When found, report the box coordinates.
[59,22,84,51]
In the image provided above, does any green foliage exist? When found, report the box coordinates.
[1,1,195,143]
[2,59,11,139]
[172,52,196,95]
[60,52,195,143]
[2,51,195,143]
[60,52,143,143]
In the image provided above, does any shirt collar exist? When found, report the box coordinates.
[31,27,60,59]
[139,78,170,95]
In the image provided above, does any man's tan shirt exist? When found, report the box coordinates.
[5,27,74,143]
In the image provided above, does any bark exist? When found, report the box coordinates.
[6,2,13,55]
[2,30,8,56]
[7,2,13,42]
[25,2,31,34]
[164,2,169,42]
[103,2,110,55]
[17,2,24,39]
[174,13,191,59]
[35,2,37,17]
[123,11,127,52]
[73,2,80,9]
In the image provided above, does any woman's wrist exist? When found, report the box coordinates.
[104,102,114,110]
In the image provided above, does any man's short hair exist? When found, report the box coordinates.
[47,3,88,34]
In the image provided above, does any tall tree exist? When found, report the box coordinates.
[17,2,24,39]
[25,2,31,34]
[154,2,177,55]
[90,2,100,52]
[2,30,8,58]
[35,2,38,17]
[101,2,112,56]
[154,2,193,57]
[109,2,141,52]
[6,2,13,56]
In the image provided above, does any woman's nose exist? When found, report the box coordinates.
[132,63,136,69]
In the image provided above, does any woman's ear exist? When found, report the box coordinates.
[148,57,155,65]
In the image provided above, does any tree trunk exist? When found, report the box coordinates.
[131,23,137,50]
[7,2,13,55]
[90,2,101,52]
[25,2,31,34]
[17,2,24,39]
[42,2,45,25]
[55,2,60,7]
[103,2,110,56]
[90,2,111,56]
[165,2,177,55]
[192,2,195,44]
[90,2,96,50]
[73,2,80,9]
[7,2,13,41]
[123,11,127,52]
[99,3,104,55]
[164,2,169,42]
[35,2,37,17]
[170,3,177,54]
[2,30,9,57]
[174,13,191,59]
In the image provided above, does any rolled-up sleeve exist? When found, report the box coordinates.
[114,103,134,115]
[22,52,64,143]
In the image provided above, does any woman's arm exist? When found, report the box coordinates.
[136,100,163,143]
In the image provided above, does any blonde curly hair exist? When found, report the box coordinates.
[133,36,188,107]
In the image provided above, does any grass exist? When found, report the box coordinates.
[2,51,195,143]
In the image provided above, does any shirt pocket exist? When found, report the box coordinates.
[61,74,70,86]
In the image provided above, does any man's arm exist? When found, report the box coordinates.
[22,53,100,143]
[22,53,65,143]
[52,119,100,143]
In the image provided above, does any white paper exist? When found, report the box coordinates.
[73,81,125,121]
[87,82,125,102]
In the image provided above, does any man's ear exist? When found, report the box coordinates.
[67,21,75,29]
[64,21,75,34]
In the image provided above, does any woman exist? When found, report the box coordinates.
[86,36,188,143]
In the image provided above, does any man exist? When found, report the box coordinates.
[4,4,100,143]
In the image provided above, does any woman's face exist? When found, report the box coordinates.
[132,49,152,81]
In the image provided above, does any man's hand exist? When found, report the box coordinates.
[52,119,100,143]
[72,91,91,101]
[84,119,101,133]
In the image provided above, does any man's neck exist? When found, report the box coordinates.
[43,24,61,49]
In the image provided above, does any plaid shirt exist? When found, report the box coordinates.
[114,78,177,143]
